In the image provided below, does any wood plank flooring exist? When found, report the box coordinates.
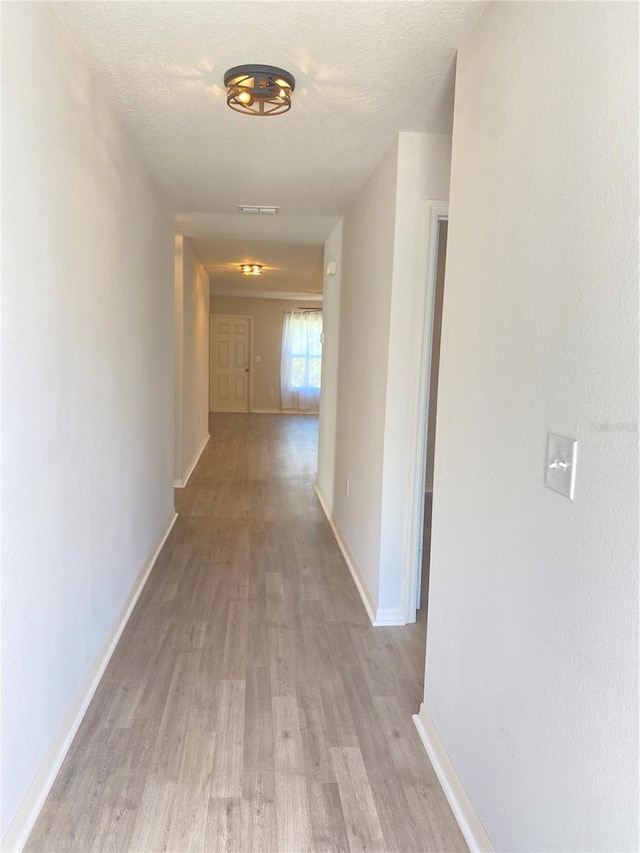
[26,413,465,852]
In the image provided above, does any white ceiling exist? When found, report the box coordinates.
[176,211,334,297]
[190,235,324,295]
[55,1,486,293]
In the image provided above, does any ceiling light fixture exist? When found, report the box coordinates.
[224,65,295,116]
[240,264,263,276]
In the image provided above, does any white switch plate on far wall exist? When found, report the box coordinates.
[546,432,578,499]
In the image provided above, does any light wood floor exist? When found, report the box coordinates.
[26,413,465,853]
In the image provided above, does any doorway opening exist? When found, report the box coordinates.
[419,219,447,623]
[404,201,449,626]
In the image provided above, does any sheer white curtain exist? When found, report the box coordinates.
[281,310,322,411]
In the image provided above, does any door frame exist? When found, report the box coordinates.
[209,314,253,413]
[403,201,449,622]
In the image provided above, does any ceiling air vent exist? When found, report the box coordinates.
[239,205,279,215]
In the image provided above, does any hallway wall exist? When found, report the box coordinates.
[378,132,451,615]
[317,221,343,512]
[324,133,451,622]
[422,2,639,849]
[174,236,210,484]
[1,3,175,842]
[329,139,399,613]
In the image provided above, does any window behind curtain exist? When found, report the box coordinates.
[281,310,322,411]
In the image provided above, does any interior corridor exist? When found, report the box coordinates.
[25,414,464,853]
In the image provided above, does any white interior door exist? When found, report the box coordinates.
[210,315,250,412]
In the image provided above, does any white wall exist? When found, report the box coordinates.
[1,3,175,842]
[174,236,185,480]
[423,3,639,850]
[378,133,451,615]
[327,134,451,621]
[331,139,399,611]
[175,237,210,484]
[317,220,343,513]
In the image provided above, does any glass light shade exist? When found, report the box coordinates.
[240,264,263,276]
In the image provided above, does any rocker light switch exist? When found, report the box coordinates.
[545,432,578,499]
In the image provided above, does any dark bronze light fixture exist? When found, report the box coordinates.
[240,264,263,276]
[224,65,295,116]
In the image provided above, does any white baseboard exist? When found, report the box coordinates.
[209,408,318,416]
[250,408,318,415]
[313,484,378,625]
[372,607,406,626]
[413,704,492,852]
[1,512,178,853]
[174,432,209,488]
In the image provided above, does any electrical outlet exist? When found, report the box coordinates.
[344,478,350,498]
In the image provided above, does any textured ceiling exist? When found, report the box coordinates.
[56,1,485,215]
[55,1,486,292]
[176,212,339,245]
[178,212,334,297]
[188,236,323,295]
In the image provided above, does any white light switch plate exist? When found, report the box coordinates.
[546,432,578,499]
